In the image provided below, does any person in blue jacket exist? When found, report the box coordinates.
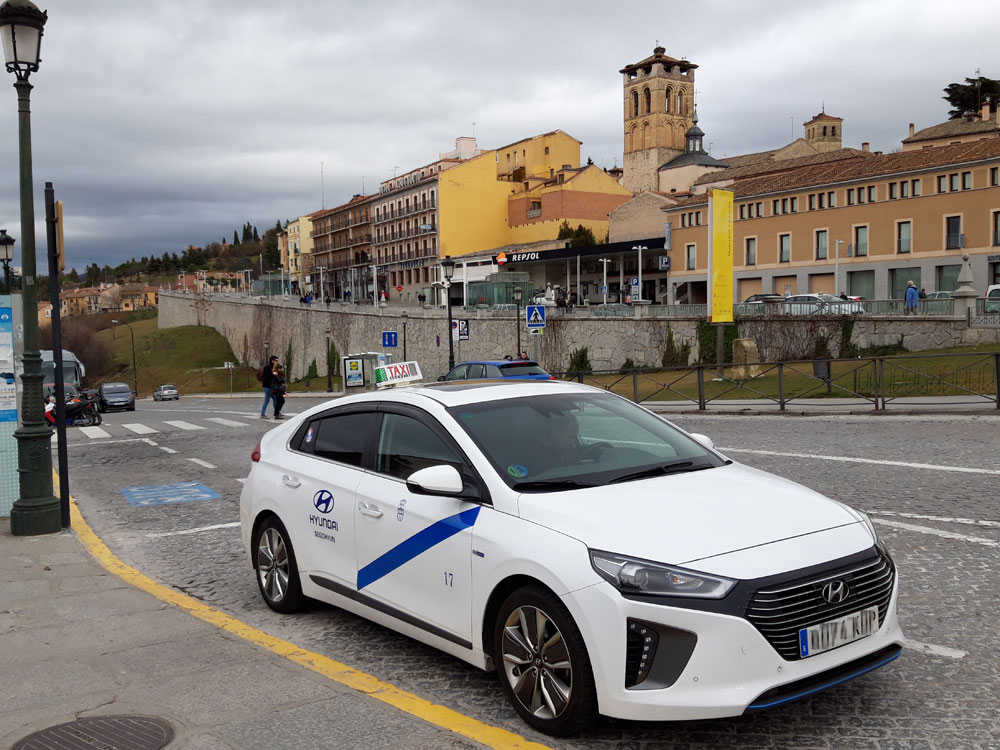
[904,280,919,314]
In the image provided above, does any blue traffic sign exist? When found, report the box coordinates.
[526,305,546,329]
[382,331,398,348]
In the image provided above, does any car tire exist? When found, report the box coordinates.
[128,406,135,411]
[492,585,597,736]
[253,516,305,614]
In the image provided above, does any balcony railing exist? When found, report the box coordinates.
[946,233,965,250]
[526,208,542,218]
[374,199,437,224]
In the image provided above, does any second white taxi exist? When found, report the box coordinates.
[240,369,903,736]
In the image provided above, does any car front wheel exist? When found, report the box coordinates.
[493,585,596,735]
[253,516,304,613]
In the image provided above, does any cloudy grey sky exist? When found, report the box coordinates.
[0,0,994,271]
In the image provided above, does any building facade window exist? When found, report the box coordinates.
[945,216,963,249]
[854,225,869,257]
[779,233,791,263]
[897,221,911,253]
[991,167,999,186]
[937,175,947,193]
[949,173,959,191]
[847,188,855,205]
[686,244,696,270]
[828,191,836,207]
[889,182,898,199]
[900,180,909,198]
[867,186,876,202]
[745,236,757,266]
[993,210,1000,246]
[962,171,972,190]
[815,229,828,260]
[808,194,816,210]
[791,197,799,212]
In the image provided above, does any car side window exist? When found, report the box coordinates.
[466,364,485,379]
[485,365,503,377]
[444,365,467,381]
[376,413,463,480]
[304,412,378,467]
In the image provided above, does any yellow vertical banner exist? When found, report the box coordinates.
[708,189,734,323]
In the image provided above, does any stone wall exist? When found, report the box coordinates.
[159,292,1000,380]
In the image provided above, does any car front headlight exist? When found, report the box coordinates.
[590,550,736,599]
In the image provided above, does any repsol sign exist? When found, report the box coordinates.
[508,252,541,262]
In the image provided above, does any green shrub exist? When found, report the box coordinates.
[620,357,636,374]
[661,326,692,367]
[567,347,592,378]
[696,320,739,364]
[306,359,319,380]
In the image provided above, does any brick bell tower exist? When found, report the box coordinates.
[620,46,697,193]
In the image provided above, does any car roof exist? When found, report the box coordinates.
[455,359,540,367]
[299,379,592,416]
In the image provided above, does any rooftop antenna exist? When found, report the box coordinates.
[472,121,476,137]
[362,175,365,194]
[320,161,325,209]
[790,115,794,140]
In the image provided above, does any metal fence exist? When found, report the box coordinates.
[552,351,1000,411]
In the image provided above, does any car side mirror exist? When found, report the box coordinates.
[437,375,446,382]
[689,433,715,450]
[406,465,467,497]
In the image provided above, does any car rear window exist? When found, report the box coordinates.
[498,364,548,376]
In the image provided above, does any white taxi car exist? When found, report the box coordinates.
[239,374,903,736]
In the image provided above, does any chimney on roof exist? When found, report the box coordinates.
[983,103,991,122]
[862,142,870,152]
[908,123,915,137]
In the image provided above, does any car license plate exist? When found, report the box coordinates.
[799,606,879,658]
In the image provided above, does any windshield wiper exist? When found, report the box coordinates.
[512,479,598,491]
[608,460,711,484]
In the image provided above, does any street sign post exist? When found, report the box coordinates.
[452,319,469,342]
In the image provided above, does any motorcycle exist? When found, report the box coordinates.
[45,391,103,427]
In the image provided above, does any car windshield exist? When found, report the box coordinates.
[450,392,726,491]
[498,363,547,376]
[104,384,131,394]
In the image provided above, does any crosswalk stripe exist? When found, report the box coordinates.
[79,426,111,439]
[163,420,206,431]
[188,458,217,469]
[206,417,250,427]
[122,423,160,435]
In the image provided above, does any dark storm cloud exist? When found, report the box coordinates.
[0,0,992,270]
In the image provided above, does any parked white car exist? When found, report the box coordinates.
[153,384,179,401]
[781,293,865,315]
[240,378,903,735]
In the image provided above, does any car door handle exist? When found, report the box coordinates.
[281,475,301,488]
[358,502,383,519]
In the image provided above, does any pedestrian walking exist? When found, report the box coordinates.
[271,364,287,420]
[904,280,919,314]
[259,355,278,418]
[918,288,927,299]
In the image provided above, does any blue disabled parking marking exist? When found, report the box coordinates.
[121,481,221,507]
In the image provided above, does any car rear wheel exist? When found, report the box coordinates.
[493,585,596,735]
[253,517,304,613]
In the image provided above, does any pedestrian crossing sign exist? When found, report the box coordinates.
[526,305,546,329]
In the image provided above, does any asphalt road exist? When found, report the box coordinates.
[62,395,1000,749]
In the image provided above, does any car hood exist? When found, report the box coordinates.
[516,462,865,567]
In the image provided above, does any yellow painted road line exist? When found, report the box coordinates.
[61,482,550,750]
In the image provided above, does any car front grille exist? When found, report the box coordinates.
[745,550,895,660]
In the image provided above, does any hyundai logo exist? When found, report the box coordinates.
[313,490,335,514]
[821,580,850,604]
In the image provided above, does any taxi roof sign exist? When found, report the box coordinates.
[374,361,423,388]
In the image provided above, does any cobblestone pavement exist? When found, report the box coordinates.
[65,398,1000,749]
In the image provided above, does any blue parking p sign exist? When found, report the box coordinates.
[382,331,398,348]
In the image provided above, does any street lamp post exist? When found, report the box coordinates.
[3,0,59,535]
[834,240,844,296]
[441,256,456,370]
[0,228,13,291]
[513,286,523,356]
[112,320,138,396]
[325,327,333,393]
[599,258,611,305]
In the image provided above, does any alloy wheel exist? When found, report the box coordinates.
[256,527,290,603]
[500,604,573,719]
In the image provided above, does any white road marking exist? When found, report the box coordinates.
[122,423,159,434]
[871,518,999,548]
[164,420,206,431]
[206,417,250,427]
[160,446,178,454]
[236,478,246,483]
[720,447,1000,476]
[904,640,967,659]
[867,510,1000,529]
[187,458,217,469]
[146,521,240,538]
[78,426,111,439]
